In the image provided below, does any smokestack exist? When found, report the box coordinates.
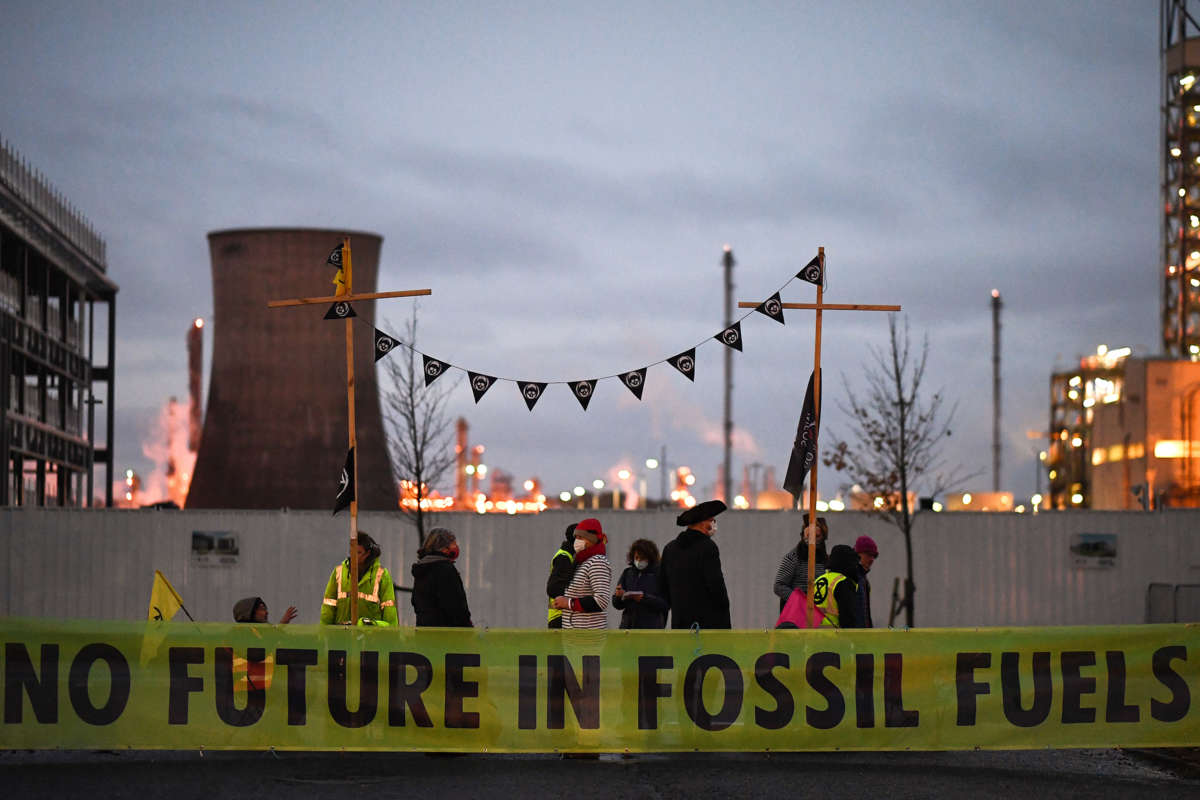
[188,318,203,452]
[455,417,468,506]
[722,245,735,507]
[991,289,1002,492]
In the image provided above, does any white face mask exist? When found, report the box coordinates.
[573,538,588,553]
[634,559,649,571]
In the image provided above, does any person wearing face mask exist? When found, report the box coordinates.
[613,538,667,629]
[659,500,730,630]
[411,527,473,628]
[320,531,398,626]
[552,518,611,630]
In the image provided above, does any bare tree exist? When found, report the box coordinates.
[821,315,976,627]
[381,306,457,543]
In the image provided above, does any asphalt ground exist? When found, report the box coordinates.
[1,747,1197,799]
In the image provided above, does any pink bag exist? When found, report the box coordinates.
[775,587,825,629]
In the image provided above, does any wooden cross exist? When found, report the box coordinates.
[268,236,431,624]
[738,247,900,627]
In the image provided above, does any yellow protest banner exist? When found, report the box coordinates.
[0,618,1195,752]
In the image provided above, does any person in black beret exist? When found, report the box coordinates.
[658,499,731,629]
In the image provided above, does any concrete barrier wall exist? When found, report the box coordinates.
[2,507,1197,628]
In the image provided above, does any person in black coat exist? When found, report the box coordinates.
[613,538,667,629]
[410,527,472,627]
[659,500,731,629]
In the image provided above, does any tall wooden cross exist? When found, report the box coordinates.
[268,236,431,624]
[738,247,900,627]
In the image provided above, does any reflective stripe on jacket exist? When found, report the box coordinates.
[320,559,398,625]
[547,546,574,623]
[812,570,854,628]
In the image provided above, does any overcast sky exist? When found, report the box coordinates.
[0,1,1159,506]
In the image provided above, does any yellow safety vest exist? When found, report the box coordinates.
[320,560,398,625]
[812,570,856,628]
[547,546,575,623]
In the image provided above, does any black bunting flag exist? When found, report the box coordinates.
[619,368,647,400]
[373,329,400,362]
[715,321,743,352]
[782,369,822,503]
[333,447,355,516]
[326,243,343,267]
[569,379,597,410]
[518,381,547,411]
[468,371,495,403]
[323,301,356,320]
[797,254,823,286]
[667,349,696,382]
[422,355,449,386]
[756,292,786,324]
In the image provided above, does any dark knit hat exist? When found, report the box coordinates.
[854,535,879,557]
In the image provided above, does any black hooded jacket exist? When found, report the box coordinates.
[410,556,473,627]
[659,529,731,629]
[823,544,861,629]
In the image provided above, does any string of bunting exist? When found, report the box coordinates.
[321,246,826,412]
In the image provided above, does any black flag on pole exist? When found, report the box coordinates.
[797,254,823,286]
[667,349,696,381]
[373,329,400,362]
[333,447,355,516]
[782,369,821,503]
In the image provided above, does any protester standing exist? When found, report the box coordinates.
[411,527,473,627]
[659,500,730,629]
[812,544,860,628]
[853,535,878,629]
[552,518,611,629]
[546,523,577,629]
[320,531,399,626]
[773,517,828,611]
[613,538,667,629]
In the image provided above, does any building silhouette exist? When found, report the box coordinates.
[186,228,397,510]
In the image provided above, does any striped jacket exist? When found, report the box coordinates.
[562,553,612,630]
[773,544,827,605]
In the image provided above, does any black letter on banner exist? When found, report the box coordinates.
[754,653,793,730]
[805,652,844,730]
[1000,651,1051,728]
[1061,651,1097,724]
[168,647,205,725]
[547,655,599,729]
[1151,645,1189,723]
[277,649,317,725]
[683,655,743,732]
[68,643,130,726]
[855,654,874,729]
[518,655,537,730]
[328,650,378,728]
[638,656,673,730]
[4,643,58,724]
[882,654,917,727]
[955,652,990,726]
[445,653,481,729]
[1105,651,1139,723]
[388,652,433,727]
[214,647,265,727]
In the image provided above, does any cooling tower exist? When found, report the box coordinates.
[186,228,397,510]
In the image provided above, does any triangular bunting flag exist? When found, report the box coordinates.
[568,380,597,410]
[518,381,547,411]
[797,254,823,286]
[667,349,696,382]
[333,447,355,515]
[619,368,647,400]
[324,301,356,320]
[326,243,344,267]
[714,321,743,352]
[423,355,449,386]
[468,372,495,403]
[755,292,786,324]
[374,329,400,362]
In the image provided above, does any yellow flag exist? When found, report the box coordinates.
[147,570,184,621]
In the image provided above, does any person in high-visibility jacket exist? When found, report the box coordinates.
[546,523,577,628]
[812,544,861,629]
[320,531,398,626]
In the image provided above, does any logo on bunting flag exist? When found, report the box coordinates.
[423,355,448,386]
[619,369,647,400]
[756,292,785,324]
[518,381,547,411]
[569,380,597,410]
[667,349,696,381]
[333,447,355,515]
[469,372,495,403]
[782,370,821,501]
[715,322,743,351]
[797,254,823,286]
[324,301,356,320]
[373,329,400,362]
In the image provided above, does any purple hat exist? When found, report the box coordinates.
[854,535,879,557]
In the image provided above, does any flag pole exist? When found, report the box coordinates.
[343,236,360,626]
[805,247,824,628]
